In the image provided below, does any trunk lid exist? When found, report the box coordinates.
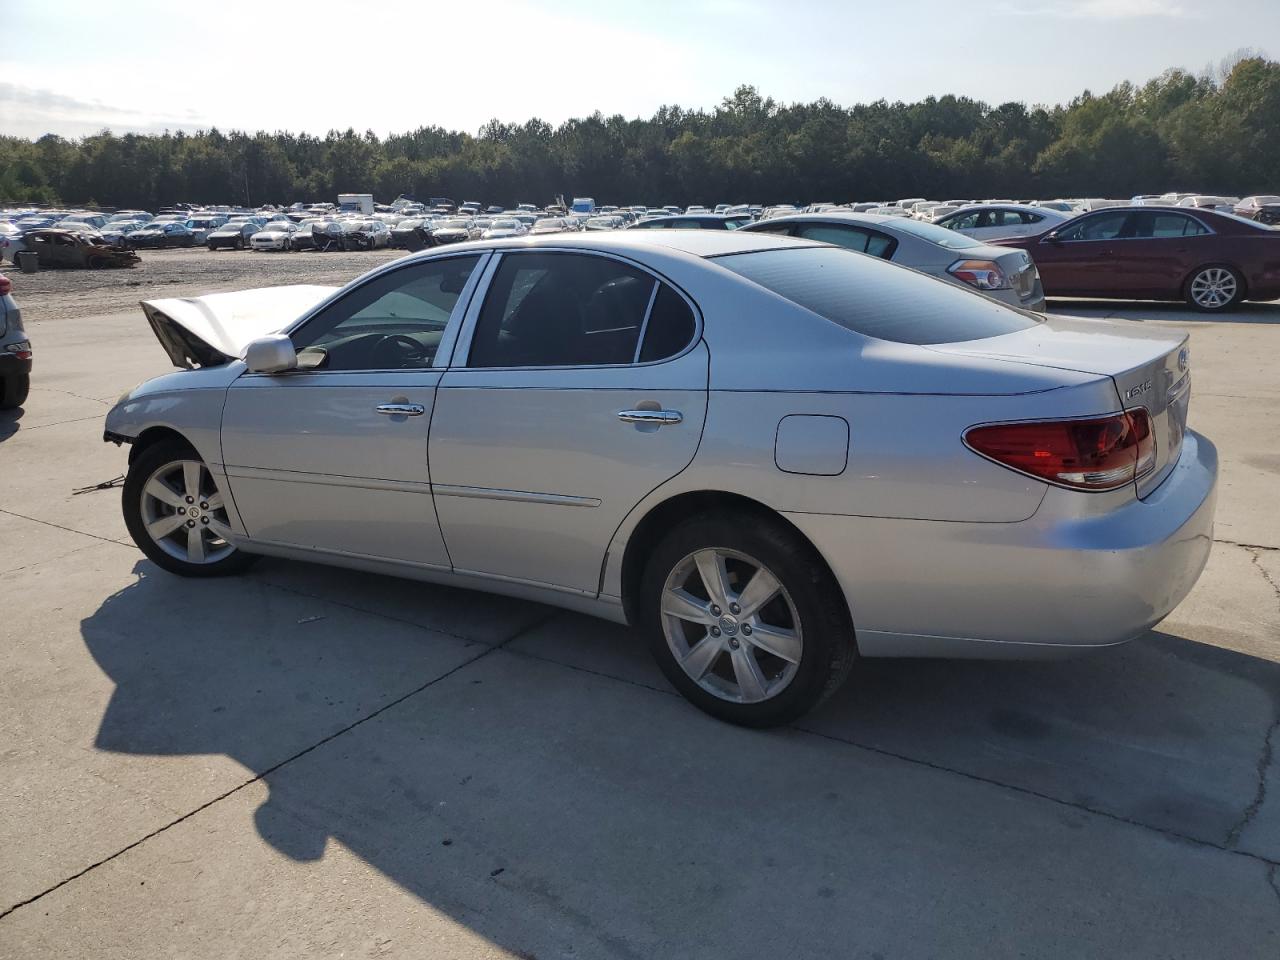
[140,284,337,369]
[928,314,1191,497]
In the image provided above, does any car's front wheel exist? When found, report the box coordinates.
[123,439,258,577]
[1185,264,1244,312]
[641,513,855,727]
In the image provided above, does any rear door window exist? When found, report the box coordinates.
[714,246,1040,345]
[468,252,695,367]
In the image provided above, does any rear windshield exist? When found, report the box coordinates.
[714,246,1041,345]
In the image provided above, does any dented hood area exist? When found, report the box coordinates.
[140,284,338,368]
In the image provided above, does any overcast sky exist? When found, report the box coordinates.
[2,0,1275,140]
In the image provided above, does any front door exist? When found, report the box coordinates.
[1032,210,1130,295]
[220,253,486,567]
[428,250,709,595]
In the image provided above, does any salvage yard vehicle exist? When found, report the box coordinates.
[390,217,437,251]
[22,229,139,268]
[249,221,299,251]
[0,273,31,409]
[342,219,392,250]
[431,218,481,244]
[629,214,740,230]
[743,212,1046,311]
[933,203,1073,240]
[128,221,196,248]
[206,221,258,251]
[993,206,1280,312]
[106,231,1216,727]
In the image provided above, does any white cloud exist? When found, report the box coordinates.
[1003,0,1197,18]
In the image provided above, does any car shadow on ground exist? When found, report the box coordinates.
[78,558,1280,956]
[0,405,23,441]
[1047,298,1280,323]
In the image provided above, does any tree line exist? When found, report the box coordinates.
[2,55,1278,210]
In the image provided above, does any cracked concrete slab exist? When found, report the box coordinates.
[0,542,481,910]
[5,651,1277,959]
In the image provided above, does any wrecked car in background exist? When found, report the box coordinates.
[22,229,140,269]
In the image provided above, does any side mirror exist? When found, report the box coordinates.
[244,334,297,374]
[1043,231,1062,244]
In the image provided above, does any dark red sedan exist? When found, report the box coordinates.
[992,206,1280,312]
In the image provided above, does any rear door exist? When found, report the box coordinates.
[1109,211,1211,296]
[428,250,708,595]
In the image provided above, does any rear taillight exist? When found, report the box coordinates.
[947,258,1012,290]
[965,410,1155,491]
[0,275,10,296]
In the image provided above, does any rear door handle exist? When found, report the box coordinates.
[618,409,682,425]
[376,403,426,417]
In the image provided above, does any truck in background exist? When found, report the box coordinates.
[337,193,374,215]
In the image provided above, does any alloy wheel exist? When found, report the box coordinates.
[660,548,803,704]
[139,459,236,564]
[1189,267,1237,309]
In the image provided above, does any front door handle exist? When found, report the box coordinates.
[376,403,426,417]
[618,409,682,425]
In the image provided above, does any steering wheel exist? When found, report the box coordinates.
[370,333,428,368]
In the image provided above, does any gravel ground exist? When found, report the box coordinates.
[10,246,405,321]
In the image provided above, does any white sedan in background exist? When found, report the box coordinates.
[481,218,529,240]
[935,203,1073,240]
[249,221,299,251]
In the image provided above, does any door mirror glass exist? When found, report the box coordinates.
[1043,231,1061,243]
[244,334,297,374]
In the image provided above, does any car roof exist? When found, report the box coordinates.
[438,228,811,259]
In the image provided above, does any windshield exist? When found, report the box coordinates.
[714,246,1041,345]
[489,219,518,229]
[888,217,985,249]
[437,219,470,229]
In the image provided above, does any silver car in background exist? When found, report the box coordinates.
[105,231,1216,726]
[743,211,1046,310]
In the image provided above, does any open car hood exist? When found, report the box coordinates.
[140,284,338,368]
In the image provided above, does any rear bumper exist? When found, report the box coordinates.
[786,430,1218,658]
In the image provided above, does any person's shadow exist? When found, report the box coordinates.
[81,557,1280,956]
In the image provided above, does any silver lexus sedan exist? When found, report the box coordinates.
[104,231,1217,727]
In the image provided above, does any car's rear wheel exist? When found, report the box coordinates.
[234,238,245,251]
[1185,265,1244,312]
[123,439,258,577]
[1,372,29,409]
[641,513,855,727]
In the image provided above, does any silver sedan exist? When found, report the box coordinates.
[743,211,1046,311]
[105,231,1217,726]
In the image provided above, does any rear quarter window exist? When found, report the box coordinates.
[714,246,1041,345]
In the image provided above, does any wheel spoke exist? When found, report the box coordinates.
[736,566,780,618]
[182,461,203,500]
[730,646,768,701]
[204,491,224,510]
[745,622,802,664]
[662,588,715,625]
[146,514,186,539]
[144,478,185,509]
[206,518,235,542]
[693,550,731,609]
[681,634,724,679]
[186,525,206,562]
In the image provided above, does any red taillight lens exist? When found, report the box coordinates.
[965,409,1155,490]
[0,275,10,296]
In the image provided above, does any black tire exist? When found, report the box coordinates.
[1184,264,1244,312]
[235,238,245,251]
[640,511,855,727]
[1,372,29,409]
[122,438,258,578]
